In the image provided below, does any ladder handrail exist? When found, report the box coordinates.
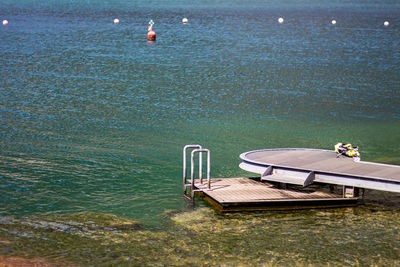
[183,144,202,193]
[191,148,211,191]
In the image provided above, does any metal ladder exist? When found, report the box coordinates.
[183,144,211,200]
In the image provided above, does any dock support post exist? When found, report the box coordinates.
[343,186,360,198]
[304,171,315,187]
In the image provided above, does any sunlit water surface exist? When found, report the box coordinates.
[1,0,400,265]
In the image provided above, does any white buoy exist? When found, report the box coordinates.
[278,17,284,24]
[384,21,389,27]
[2,20,8,26]
[182,18,188,24]
[114,18,120,24]
[331,19,337,25]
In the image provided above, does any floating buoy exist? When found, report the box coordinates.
[114,18,120,24]
[182,18,188,24]
[2,20,8,25]
[147,30,156,41]
[278,17,284,24]
[331,19,337,25]
[384,21,389,27]
[147,20,156,41]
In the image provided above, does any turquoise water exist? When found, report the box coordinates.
[1,0,400,265]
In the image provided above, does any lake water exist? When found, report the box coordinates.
[1,0,400,265]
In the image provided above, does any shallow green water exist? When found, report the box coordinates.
[1,0,400,265]
[2,204,400,266]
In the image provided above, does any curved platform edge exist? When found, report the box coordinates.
[239,148,334,161]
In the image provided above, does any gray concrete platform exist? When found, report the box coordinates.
[240,148,400,193]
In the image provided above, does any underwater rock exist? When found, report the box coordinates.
[0,256,70,266]
[170,207,266,234]
[42,212,142,231]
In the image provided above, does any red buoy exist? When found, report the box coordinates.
[147,30,156,41]
[147,20,156,41]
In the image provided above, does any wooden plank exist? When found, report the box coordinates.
[193,177,358,212]
[194,178,351,204]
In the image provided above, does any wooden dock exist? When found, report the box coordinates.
[183,146,400,212]
[193,178,358,212]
